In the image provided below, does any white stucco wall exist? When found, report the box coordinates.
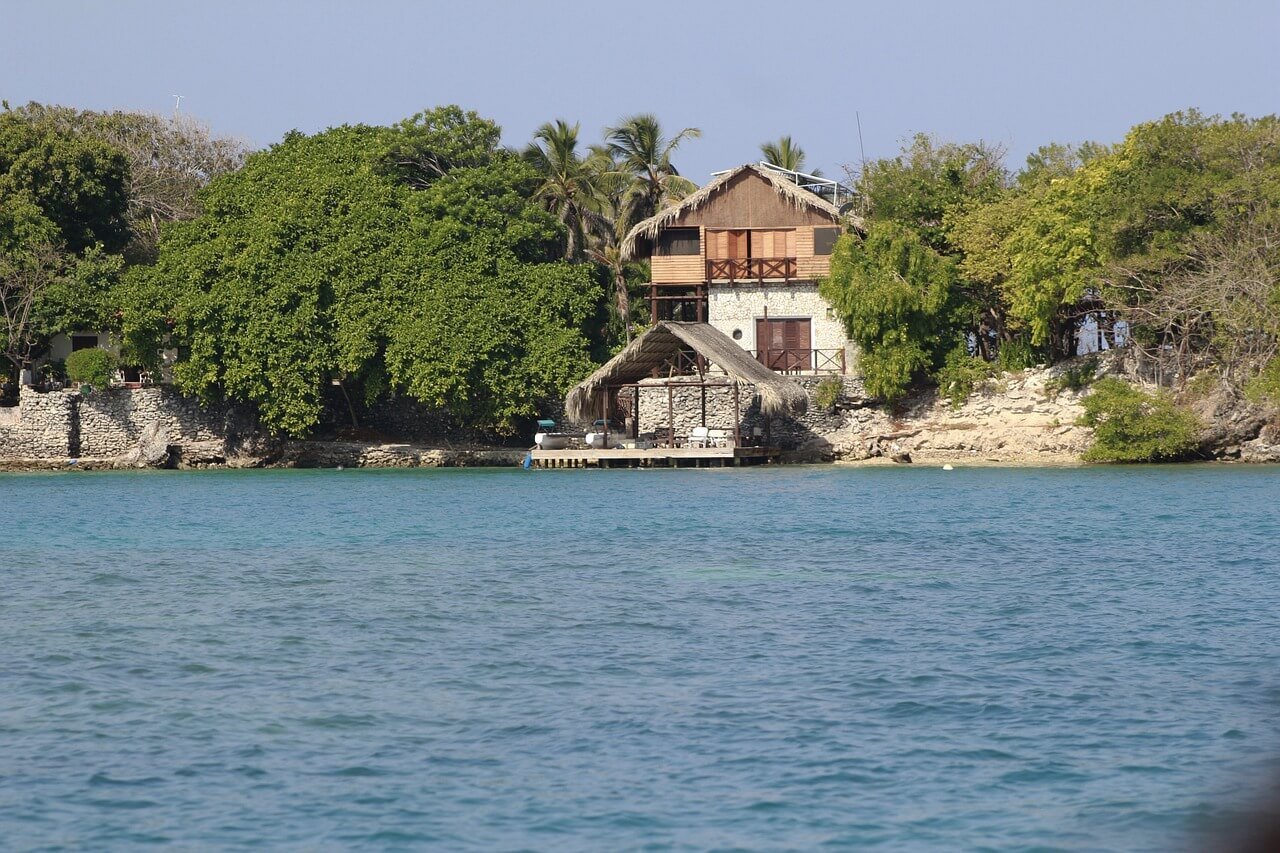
[47,331,115,362]
[706,282,851,367]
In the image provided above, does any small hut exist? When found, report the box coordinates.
[565,321,807,449]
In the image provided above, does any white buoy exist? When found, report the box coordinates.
[942,464,954,471]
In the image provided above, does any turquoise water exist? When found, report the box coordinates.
[2,466,1280,850]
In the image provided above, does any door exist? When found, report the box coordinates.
[755,318,811,371]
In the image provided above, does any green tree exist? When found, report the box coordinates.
[7,103,248,262]
[522,119,608,261]
[858,133,1007,253]
[383,105,502,188]
[604,113,700,234]
[0,105,130,253]
[820,222,958,402]
[127,112,601,437]
[823,134,1009,400]
[760,135,816,173]
[0,105,132,376]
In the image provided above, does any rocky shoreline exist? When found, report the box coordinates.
[3,356,1278,473]
[784,355,1280,466]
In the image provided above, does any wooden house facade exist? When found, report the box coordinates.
[622,164,860,374]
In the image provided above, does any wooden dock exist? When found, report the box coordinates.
[529,446,778,468]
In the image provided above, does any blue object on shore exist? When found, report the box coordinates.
[522,451,532,469]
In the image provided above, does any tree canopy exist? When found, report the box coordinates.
[124,113,600,436]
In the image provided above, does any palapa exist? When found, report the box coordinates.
[620,163,861,260]
[564,321,808,423]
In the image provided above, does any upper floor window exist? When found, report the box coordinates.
[656,228,700,256]
[813,227,841,256]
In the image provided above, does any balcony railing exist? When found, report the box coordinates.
[751,348,847,374]
[706,257,796,282]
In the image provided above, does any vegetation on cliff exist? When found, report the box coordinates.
[1077,378,1202,463]
[824,113,1280,414]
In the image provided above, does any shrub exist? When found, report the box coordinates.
[66,348,117,389]
[813,377,844,411]
[934,345,995,407]
[1181,370,1221,402]
[1078,377,1202,463]
[1244,356,1280,407]
[995,338,1039,372]
[40,359,67,384]
[1045,355,1099,398]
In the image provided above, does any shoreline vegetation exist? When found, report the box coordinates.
[3,102,1279,469]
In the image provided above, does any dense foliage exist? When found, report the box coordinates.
[820,136,1008,402]
[65,346,115,388]
[1077,378,1202,463]
[125,113,601,435]
[824,114,1280,406]
[8,94,1280,455]
[0,102,241,379]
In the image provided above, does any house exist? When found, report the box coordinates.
[39,332,162,387]
[621,163,862,374]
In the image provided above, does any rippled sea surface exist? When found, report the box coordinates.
[3,466,1280,850]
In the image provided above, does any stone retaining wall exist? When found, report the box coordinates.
[0,386,256,463]
[0,389,77,459]
[77,387,252,458]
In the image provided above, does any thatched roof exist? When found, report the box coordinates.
[565,321,808,423]
[621,163,859,260]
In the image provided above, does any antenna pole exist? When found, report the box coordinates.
[856,111,867,173]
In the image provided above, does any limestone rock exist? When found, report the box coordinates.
[115,421,171,468]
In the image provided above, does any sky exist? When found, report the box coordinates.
[4,0,1280,182]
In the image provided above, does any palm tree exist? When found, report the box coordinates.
[760,136,820,175]
[585,242,636,345]
[604,114,701,235]
[522,120,608,261]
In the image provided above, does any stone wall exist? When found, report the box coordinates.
[0,388,77,459]
[0,386,258,464]
[706,282,851,361]
[77,387,254,458]
[633,374,864,449]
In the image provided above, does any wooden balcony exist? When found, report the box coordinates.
[706,257,796,282]
[751,348,847,374]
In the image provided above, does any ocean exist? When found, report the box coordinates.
[2,465,1279,850]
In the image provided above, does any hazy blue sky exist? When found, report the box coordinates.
[5,0,1279,181]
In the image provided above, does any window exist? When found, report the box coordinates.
[750,229,796,258]
[71,334,99,352]
[706,229,747,259]
[656,228,700,256]
[813,227,841,255]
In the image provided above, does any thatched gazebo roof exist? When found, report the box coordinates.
[620,163,861,260]
[565,322,808,423]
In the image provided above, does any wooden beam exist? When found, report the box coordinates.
[733,383,741,447]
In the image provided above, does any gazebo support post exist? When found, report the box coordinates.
[602,390,609,448]
[733,383,741,448]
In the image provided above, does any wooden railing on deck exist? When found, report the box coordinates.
[751,348,846,374]
[706,257,796,281]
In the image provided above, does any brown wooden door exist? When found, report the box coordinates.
[755,318,811,371]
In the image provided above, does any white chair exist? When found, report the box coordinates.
[689,426,710,448]
[707,429,732,448]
